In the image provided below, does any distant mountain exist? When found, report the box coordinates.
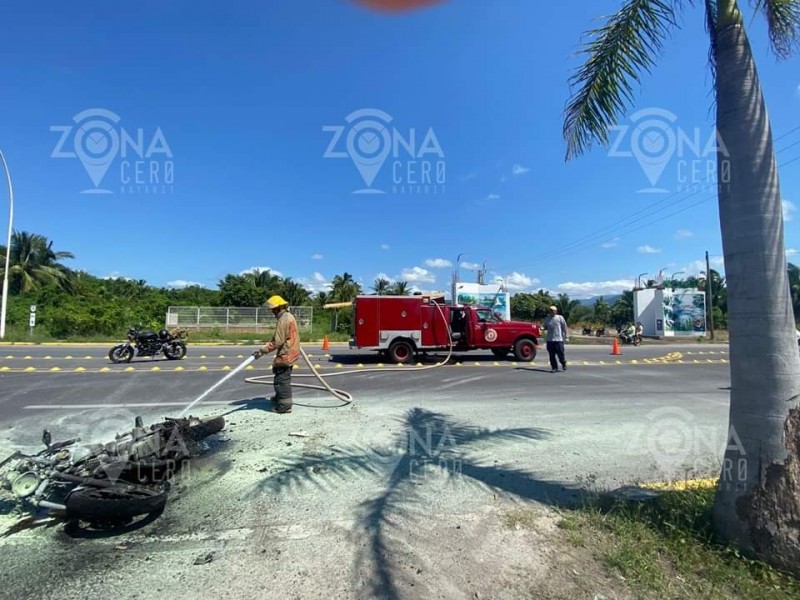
[576,294,622,307]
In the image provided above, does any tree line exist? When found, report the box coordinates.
[510,271,729,330]
[0,230,793,338]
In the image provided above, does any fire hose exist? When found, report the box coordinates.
[243,300,454,407]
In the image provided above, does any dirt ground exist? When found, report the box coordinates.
[0,400,646,600]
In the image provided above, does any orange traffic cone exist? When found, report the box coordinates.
[322,335,330,351]
[611,337,622,356]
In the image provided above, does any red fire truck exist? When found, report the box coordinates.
[348,295,541,363]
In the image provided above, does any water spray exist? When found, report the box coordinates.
[180,355,257,416]
[182,301,453,414]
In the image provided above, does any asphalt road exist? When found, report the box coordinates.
[0,342,732,599]
[0,342,731,483]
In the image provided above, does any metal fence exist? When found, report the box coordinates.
[165,306,314,333]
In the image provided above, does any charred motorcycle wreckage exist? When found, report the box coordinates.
[0,415,224,525]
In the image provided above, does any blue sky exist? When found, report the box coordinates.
[0,0,798,298]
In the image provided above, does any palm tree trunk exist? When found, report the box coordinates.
[712,0,800,574]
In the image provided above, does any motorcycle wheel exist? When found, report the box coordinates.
[185,416,226,442]
[65,485,167,520]
[164,341,187,360]
[109,345,134,363]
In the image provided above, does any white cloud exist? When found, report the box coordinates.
[494,271,540,291]
[298,273,332,294]
[424,258,453,268]
[380,244,391,251]
[486,193,500,201]
[787,248,798,258]
[783,200,796,222]
[102,271,132,281]
[637,245,662,254]
[684,255,725,276]
[512,164,530,175]
[601,237,620,249]
[239,266,283,277]
[461,172,477,181]
[674,229,693,239]
[374,272,395,283]
[556,279,635,299]
[460,261,480,271]
[166,279,201,289]
[310,253,323,260]
[400,266,436,284]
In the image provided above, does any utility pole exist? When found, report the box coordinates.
[706,250,715,340]
[0,149,14,340]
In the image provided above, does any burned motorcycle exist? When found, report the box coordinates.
[0,415,224,523]
[109,327,188,363]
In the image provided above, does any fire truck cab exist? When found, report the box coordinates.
[348,295,540,364]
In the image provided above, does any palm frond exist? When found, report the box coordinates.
[754,0,800,58]
[705,0,719,86]
[563,0,682,160]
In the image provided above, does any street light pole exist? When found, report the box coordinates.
[637,272,648,289]
[670,271,685,289]
[454,253,468,305]
[0,149,13,340]
[657,267,667,287]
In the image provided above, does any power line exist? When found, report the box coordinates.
[533,151,800,263]
[529,126,800,263]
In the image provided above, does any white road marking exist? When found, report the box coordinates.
[23,401,234,410]
[437,375,488,390]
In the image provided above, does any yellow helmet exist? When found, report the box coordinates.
[266,295,288,309]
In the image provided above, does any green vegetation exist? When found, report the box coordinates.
[0,230,791,340]
[554,486,800,599]
[0,230,370,340]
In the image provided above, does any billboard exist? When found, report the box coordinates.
[453,283,511,321]
[662,288,706,336]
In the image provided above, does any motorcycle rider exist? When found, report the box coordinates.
[252,295,301,414]
[634,321,644,344]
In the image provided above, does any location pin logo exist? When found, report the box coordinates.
[345,109,393,194]
[72,108,121,194]
[629,108,677,193]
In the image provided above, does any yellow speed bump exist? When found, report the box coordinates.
[222,366,231,371]
[99,367,110,372]
[199,366,208,371]
[50,367,61,372]
[74,367,86,372]
[24,366,35,372]
[174,366,184,371]
[125,367,135,372]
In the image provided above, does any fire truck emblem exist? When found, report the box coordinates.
[485,328,498,342]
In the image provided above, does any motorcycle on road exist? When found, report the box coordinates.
[109,327,188,363]
[618,330,642,346]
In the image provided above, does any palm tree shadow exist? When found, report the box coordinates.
[221,396,345,416]
[250,407,579,600]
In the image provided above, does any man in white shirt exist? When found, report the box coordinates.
[544,305,569,373]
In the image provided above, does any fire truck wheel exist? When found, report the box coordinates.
[513,339,537,362]
[388,340,414,364]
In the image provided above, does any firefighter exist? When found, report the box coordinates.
[252,295,301,414]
